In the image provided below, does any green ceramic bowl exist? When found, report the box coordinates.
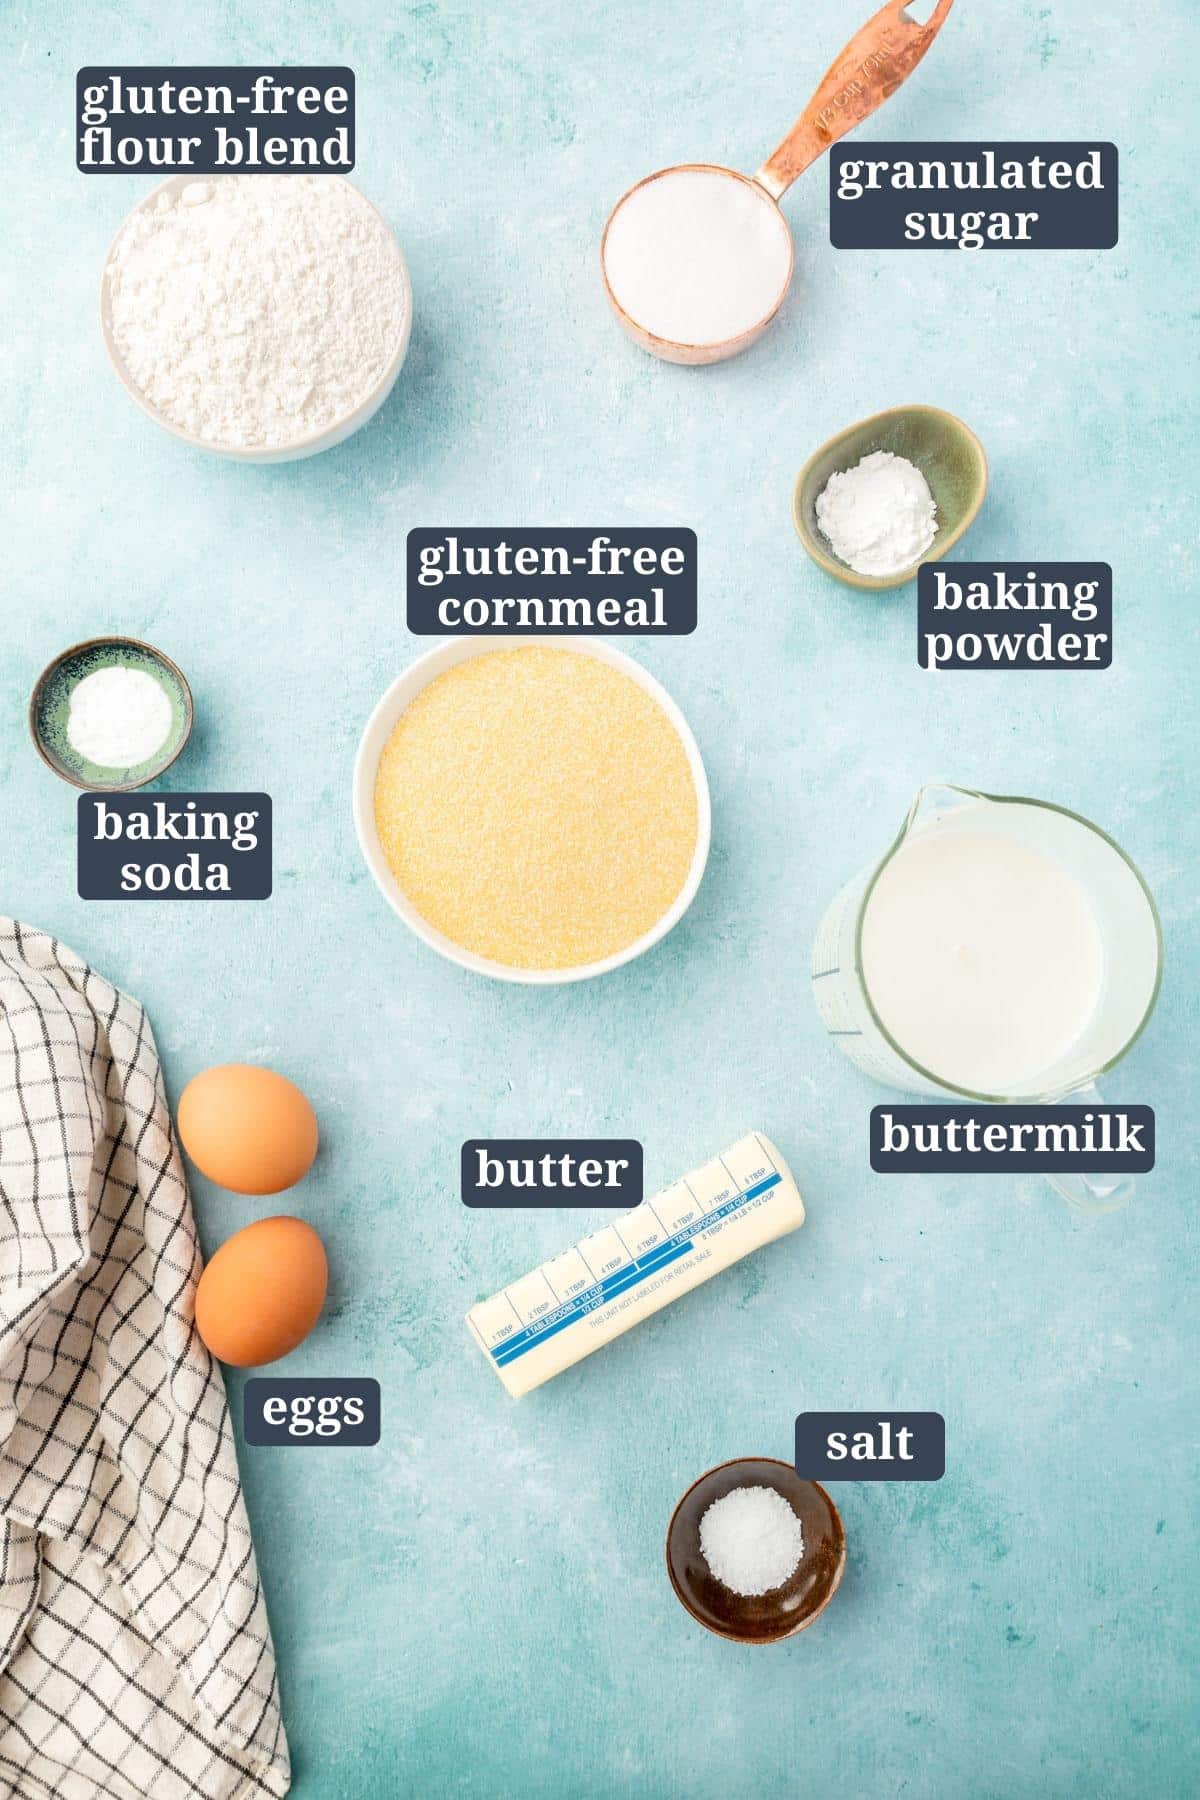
[29,637,193,791]
[792,404,988,592]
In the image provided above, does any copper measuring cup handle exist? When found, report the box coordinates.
[754,0,957,200]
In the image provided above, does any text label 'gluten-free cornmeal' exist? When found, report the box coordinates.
[407,529,697,634]
[467,1134,802,1397]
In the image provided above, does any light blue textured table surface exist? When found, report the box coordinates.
[4,3,1197,1796]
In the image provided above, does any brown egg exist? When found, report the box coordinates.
[195,1216,328,1367]
[177,1064,318,1195]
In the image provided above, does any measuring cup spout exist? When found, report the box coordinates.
[904,781,980,833]
[754,0,957,201]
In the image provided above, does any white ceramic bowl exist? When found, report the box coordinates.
[99,173,413,463]
[352,637,712,984]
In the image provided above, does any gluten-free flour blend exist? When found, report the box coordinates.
[105,175,408,450]
[373,648,700,970]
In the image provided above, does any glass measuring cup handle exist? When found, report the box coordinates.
[754,0,958,201]
[1043,1086,1136,1215]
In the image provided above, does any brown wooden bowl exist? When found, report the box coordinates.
[666,1457,846,1643]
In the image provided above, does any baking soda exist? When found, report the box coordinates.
[815,450,938,578]
[67,666,173,769]
[699,1486,805,1596]
[105,175,408,450]
[604,169,792,347]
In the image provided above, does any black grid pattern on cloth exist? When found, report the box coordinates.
[0,920,290,1799]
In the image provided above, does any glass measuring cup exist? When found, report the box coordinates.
[812,785,1163,1213]
[600,0,957,364]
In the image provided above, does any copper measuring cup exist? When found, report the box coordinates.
[601,0,957,364]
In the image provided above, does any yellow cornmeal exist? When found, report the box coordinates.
[373,648,699,969]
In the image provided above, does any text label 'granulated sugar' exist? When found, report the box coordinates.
[830,142,1118,250]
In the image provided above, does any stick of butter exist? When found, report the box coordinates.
[466,1132,803,1398]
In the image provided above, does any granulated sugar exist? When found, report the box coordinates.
[105,175,408,450]
[699,1486,805,1596]
[604,169,792,347]
[815,449,938,578]
[373,648,699,970]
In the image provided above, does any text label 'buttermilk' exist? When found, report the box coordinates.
[870,1106,1154,1173]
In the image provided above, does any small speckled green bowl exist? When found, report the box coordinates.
[29,637,193,792]
[792,404,988,591]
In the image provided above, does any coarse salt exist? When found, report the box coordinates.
[815,449,938,578]
[604,168,792,347]
[699,1485,804,1597]
[105,174,408,451]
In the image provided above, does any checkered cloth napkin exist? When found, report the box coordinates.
[0,920,289,1799]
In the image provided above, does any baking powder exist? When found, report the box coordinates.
[105,175,408,450]
[815,450,938,578]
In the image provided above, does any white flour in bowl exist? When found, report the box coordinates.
[104,175,408,451]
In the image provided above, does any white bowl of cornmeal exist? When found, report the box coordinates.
[353,639,711,984]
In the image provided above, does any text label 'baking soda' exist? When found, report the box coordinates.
[244,1379,380,1447]
[77,68,354,173]
[77,794,272,900]
[829,143,1118,250]
[870,1106,1154,1173]
[918,563,1112,671]
[407,530,697,635]
[462,1140,643,1208]
[795,1412,945,1482]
